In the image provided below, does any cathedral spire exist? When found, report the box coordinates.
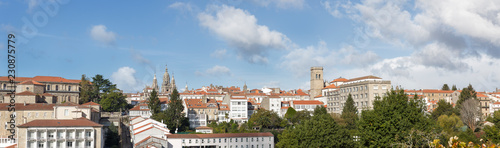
[161,64,171,93]
[152,74,159,91]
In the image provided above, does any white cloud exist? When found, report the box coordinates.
[198,5,292,63]
[210,49,228,59]
[27,0,38,12]
[252,0,305,9]
[90,25,116,45]
[111,67,140,92]
[168,2,193,11]
[281,41,379,77]
[196,65,232,77]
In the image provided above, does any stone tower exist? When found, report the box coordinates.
[152,74,159,91]
[310,67,324,99]
[171,74,176,91]
[161,65,171,94]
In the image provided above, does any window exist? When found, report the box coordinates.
[56,85,59,91]
[67,142,72,147]
[68,86,71,91]
[3,84,5,89]
[86,142,91,147]
[86,132,91,137]
[196,139,198,143]
[64,109,69,116]
[47,85,50,90]
[373,85,378,90]
[38,143,44,148]
[189,140,192,143]
[219,138,221,143]
[26,87,29,90]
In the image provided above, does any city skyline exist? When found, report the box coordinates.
[1,0,499,93]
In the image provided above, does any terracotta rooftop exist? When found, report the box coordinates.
[324,84,338,89]
[331,77,348,83]
[82,101,100,106]
[130,104,150,111]
[0,76,80,83]
[19,117,103,127]
[195,126,213,130]
[348,75,382,82]
[167,132,273,138]
[185,99,207,108]
[16,91,37,96]
[18,80,44,85]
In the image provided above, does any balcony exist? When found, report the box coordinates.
[86,137,93,141]
[28,137,37,141]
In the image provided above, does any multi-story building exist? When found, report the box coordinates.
[0,102,101,138]
[261,95,281,114]
[229,95,248,123]
[129,117,170,148]
[478,92,490,116]
[129,104,152,118]
[327,75,391,114]
[0,76,81,104]
[290,100,324,114]
[17,117,104,148]
[166,132,274,148]
[310,67,324,99]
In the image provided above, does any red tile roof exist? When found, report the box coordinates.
[0,76,81,83]
[167,132,273,138]
[0,103,55,110]
[348,75,381,82]
[314,95,322,98]
[185,99,208,108]
[130,104,150,111]
[421,89,454,94]
[295,89,308,96]
[478,92,488,98]
[16,91,37,96]
[18,80,44,85]
[134,136,165,146]
[324,84,338,89]
[82,101,100,106]
[19,117,102,127]
[159,97,170,104]
[331,78,348,83]
[195,126,213,130]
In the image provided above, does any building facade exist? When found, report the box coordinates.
[166,133,274,148]
[0,76,81,104]
[17,117,104,148]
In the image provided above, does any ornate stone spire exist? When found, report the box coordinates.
[152,74,159,91]
[161,64,170,93]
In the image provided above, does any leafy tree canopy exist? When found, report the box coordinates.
[431,100,459,120]
[247,108,282,129]
[442,84,450,90]
[277,114,354,148]
[99,88,127,112]
[358,89,433,147]
[148,89,161,119]
[457,84,477,107]
[342,93,358,130]
[284,107,296,120]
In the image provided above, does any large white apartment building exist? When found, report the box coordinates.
[230,95,248,123]
[326,76,391,114]
[17,117,104,148]
[166,133,274,148]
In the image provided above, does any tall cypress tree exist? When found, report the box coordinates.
[164,88,187,133]
[341,94,358,130]
[457,84,477,107]
[148,89,160,118]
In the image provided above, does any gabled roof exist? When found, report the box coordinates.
[18,80,44,85]
[0,103,55,111]
[130,104,150,111]
[18,117,102,127]
[323,84,338,89]
[16,91,37,96]
[82,101,100,106]
[330,77,348,83]
[348,75,381,82]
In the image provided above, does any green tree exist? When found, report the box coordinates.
[148,89,161,119]
[247,108,282,129]
[79,75,94,104]
[357,89,433,147]
[437,114,463,135]
[164,89,187,133]
[291,110,311,125]
[284,107,296,120]
[105,123,120,148]
[277,114,354,148]
[483,110,500,143]
[442,84,450,90]
[452,85,458,91]
[457,84,477,107]
[313,105,327,116]
[342,94,358,130]
[91,74,117,102]
[431,100,459,120]
[99,88,128,112]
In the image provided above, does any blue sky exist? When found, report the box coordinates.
[1,0,500,93]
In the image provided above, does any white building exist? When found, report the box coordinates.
[17,117,104,148]
[166,132,274,148]
[129,104,152,118]
[129,116,170,148]
[230,95,248,123]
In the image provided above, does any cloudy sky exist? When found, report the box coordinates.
[1,0,499,92]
